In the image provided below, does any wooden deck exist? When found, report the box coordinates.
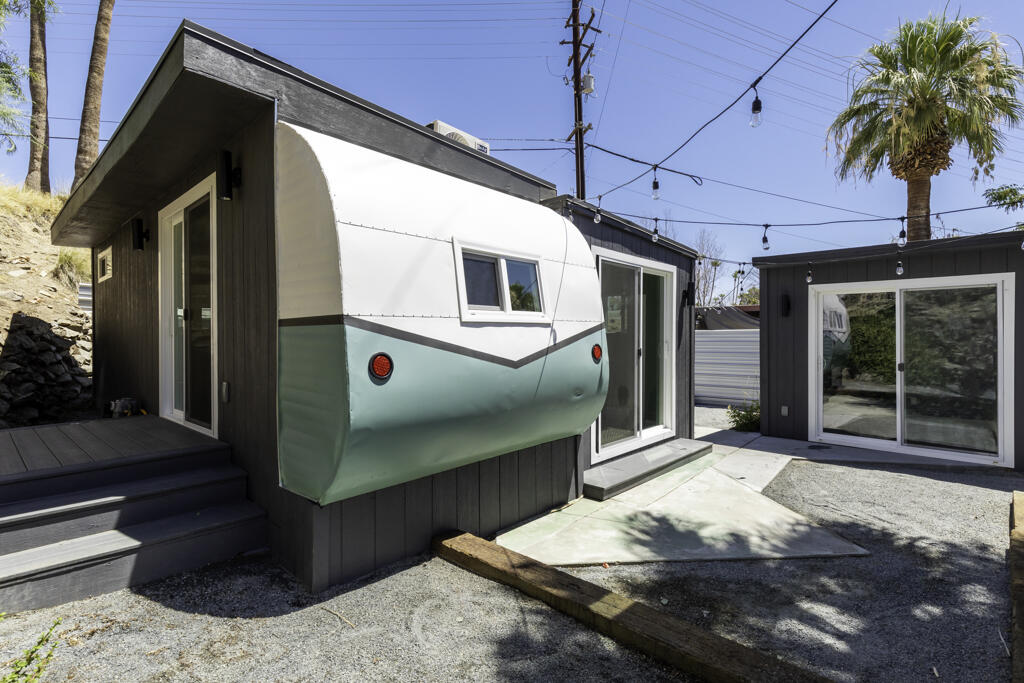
[0,416,223,479]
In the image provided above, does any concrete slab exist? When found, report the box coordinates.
[583,438,713,501]
[497,468,866,566]
[712,450,792,493]
[747,435,995,468]
[691,428,761,454]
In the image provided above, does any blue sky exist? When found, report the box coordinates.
[2,0,1024,285]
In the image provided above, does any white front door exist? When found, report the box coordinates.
[593,248,676,463]
[809,273,1014,467]
[158,174,218,435]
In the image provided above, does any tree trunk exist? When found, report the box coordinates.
[24,0,49,193]
[72,0,115,188]
[905,170,932,241]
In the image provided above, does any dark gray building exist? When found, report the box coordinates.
[754,232,1020,470]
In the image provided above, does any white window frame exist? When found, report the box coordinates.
[96,246,113,283]
[157,173,219,438]
[590,246,678,464]
[807,272,1014,468]
[452,238,550,324]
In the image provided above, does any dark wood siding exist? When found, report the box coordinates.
[307,436,578,590]
[756,236,1022,470]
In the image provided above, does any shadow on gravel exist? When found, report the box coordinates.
[571,461,1016,682]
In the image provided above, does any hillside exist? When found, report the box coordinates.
[0,184,94,427]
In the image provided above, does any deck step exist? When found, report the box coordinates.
[583,438,713,501]
[0,443,231,504]
[0,466,247,554]
[0,503,266,612]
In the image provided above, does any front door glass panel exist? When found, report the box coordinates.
[184,197,212,428]
[600,262,637,446]
[821,292,897,441]
[903,286,998,454]
[641,272,665,429]
[172,219,185,413]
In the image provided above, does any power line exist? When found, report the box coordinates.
[594,0,841,200]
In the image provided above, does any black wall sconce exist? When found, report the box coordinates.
[130,217,149,251]
[217,149,242,201]
[779,293,791,317]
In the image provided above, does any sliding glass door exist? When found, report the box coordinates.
[813,275,1009,464]
[597,256,674,461]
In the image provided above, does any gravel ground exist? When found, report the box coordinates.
[0,554,684,682]
[570,460,1019,682]
[693,404,732,430]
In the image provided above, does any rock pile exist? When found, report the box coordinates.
[0,311,93,428]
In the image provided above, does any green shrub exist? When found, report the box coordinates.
[726,401,761,432]
[52,248,90,291]
[1,613,60,683]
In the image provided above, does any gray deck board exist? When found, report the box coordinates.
[10,429,59,471]
[57,423,121,462]
[34,426,92,466]
[80,419,146,456]
[0,433,26,476]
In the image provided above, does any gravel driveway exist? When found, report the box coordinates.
[0,553,682,682]
[571,460,1019,682]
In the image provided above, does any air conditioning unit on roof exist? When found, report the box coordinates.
[427,120,490,155]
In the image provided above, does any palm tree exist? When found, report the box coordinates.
[828,14,1024,241]
[23,0,49,193]
[72,0,113,187]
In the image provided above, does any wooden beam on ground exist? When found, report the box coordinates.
[1010,492,1024,681]
[434,532,826,682]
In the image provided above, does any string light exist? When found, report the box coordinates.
[897,217,907,248]
[896,260,904,276]
[749,87,763,128]
[762,224,770,250]
[805,263,813,284]
[652,217,660,243]
[593,195,602,224]
[651,166,660,200]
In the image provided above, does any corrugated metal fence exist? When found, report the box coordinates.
[695,329,759,406]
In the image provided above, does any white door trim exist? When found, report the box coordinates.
[807,272,1014,467]
[157,173,218,437]
[591,246,678,465]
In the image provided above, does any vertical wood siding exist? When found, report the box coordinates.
[758,240,1022,471]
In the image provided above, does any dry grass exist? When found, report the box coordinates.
[0,183,66,223]
[53,247,91,290]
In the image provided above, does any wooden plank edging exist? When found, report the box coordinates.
[433,532,827,682]
[1010,492,1024,682]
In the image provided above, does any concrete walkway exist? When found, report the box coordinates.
[496,435,866,566]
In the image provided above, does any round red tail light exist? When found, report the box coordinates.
[369,353,393,380]
[591,344,603,362]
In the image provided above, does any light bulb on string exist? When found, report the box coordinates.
[896,261,904,276]
[749,87,763,128]
[805,263,813,284]
[652,217,660,243]
[897,217,907,248]
[651,166,660,200]
[761,224,770,251]
[593,195,602,224]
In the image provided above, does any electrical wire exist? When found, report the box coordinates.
[593,0,841,200]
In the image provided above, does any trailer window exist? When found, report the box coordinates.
[507,259,541,312]
[463,254,502,309]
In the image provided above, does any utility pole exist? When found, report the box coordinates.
[561,2,599,200]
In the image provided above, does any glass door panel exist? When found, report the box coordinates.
[600,262,638,447]
[184,197,212,428]
[903,287,998,454]
[821,292,897,441]
[641,272,665,429]
[172,219,185,413]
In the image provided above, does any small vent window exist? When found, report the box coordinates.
[97,246,113,283]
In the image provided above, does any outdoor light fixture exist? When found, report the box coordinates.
[897,217,907,248]
[762,224,770,250]
[130,217,149,251]
[218,149,242,201]
[896,261,905,276]
[749,89,763,128]
[805,263,813,284]
[369,353,393,381]
[652,217,660,243]
[651,167,660,200]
